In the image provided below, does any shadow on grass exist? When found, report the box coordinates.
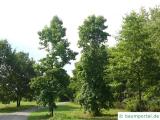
[54,105,118,120]
[55,104,80,112]
[28,108,51,120]
[53,113,117,120]
[0,105,36,113]
[79,114,117,120]
[102,113,117,117]
[28,103,118,120]
[28,114,50,120]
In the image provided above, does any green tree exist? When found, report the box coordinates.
[68,62,84,101]
[105,44,129,104]
[30,16,77,116]
[77,15,112,116]
[31,67,69,114]
[0,40,14,104]
[11,52,35,107]
[0,40,35,107]
[117,9,160,111]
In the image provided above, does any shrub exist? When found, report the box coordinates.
[113,101,125,109]
[124,98,147,111]
[147,100,160,111]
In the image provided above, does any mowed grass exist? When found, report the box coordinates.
[28,107,50,120]
[28,102,127,120]
[0,101,37,113]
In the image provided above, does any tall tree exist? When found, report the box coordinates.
[30,16,77,116]
[118,9,160,111]
[77,15,112,116]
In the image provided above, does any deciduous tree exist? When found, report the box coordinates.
[77,15,112,116]
[30,16,77,116]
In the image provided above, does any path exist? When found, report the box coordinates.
[0,102,67,120]
[0,106,44,120]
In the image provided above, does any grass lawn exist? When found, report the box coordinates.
[28,102,127,120]
[28,108,50,120]
[0,101,37,113]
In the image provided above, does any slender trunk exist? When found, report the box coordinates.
[51,107,53,117]
[49,102,54,117]
[16,96,21,107]
[91,103,101,116]
[49,105,53,117]
[17,99,19,107]
[138,75,142,111]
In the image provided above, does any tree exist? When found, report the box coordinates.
[117,9,160,111]
[0,40,14,104]
[11,52,35,107]
[105,44,129,104]
[0,40,35,107]
[69,62,84,101]
[76,15,112,116]
[31,67,69,115]
[30,16,77,116]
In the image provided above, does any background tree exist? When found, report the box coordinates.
[30,16,77,116]
[68,62,84,101]
[0,40,35,107]
[104,43,129,106]
[76,15,113,116]
[115,8,160,111]
[0,40,14,104]
[11,52,35,107]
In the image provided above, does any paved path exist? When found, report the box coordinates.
[0,106,43,120]
[0,102,67,120]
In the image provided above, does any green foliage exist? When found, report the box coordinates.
[147,99,160,111]
[109,7,160,111]
[78,15,109,51]
[31,16,77,116]
[31,68,69,105]
[124,98,148,112]
[38,16,77,67]
[0,40,35,107]
[76,15,112,116]
[105,44,129,103]
[12,52,36,107]
[68,62,84,101]
[0,40,13,104]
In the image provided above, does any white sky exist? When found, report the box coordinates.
[0,0,159,75]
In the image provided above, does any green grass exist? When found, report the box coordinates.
[28,108,50,120]
[28,102,127,120]
[0,101,37,113]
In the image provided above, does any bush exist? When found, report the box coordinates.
[113,101,125,109]
[124,98,147,111]
[147,100,160,111]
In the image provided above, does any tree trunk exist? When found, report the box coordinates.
[51,107,53,117]
[138,76,142,111]
[91,103,101,116]
[92,108,100,116]
[49,102,54,117]
[16,97,21,107]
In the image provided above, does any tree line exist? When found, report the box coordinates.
[0,6,160,116]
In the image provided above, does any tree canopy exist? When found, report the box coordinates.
[76,15,113,116]
[0,40,35,107]
[30,16,77,116]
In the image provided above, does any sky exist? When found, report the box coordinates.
[0,0,159,75]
